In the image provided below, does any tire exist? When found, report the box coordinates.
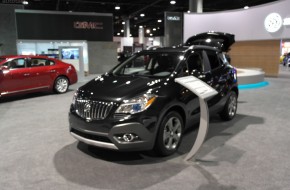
[154,111,184,156]
[220,91,238,121]
[54,76,69,94]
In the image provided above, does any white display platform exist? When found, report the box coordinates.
[237,68,265,84]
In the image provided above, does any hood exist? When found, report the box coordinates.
[185,32,235,52]
[77,74,163,102]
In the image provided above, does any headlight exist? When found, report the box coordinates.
[115,94,157,114]
[72,90,78,106]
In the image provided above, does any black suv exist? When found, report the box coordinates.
[69,32,238,156]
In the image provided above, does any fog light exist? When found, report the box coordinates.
[123,134,135,142]
[115,133,140,142]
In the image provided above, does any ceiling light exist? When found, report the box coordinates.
[157,19,162,23]
[139,26,143,29]
[170,1,176,5]
[187,10,191,13]
[244,6,249,9]
[122,21,125,25]
[140,13,145,17]
[146,29,150,34]
[153,28,156,31]
[115,5,120,10]
[150,33,153,36]
[117,33,120,36]
[22,1,28,5]
[121,29,124,33]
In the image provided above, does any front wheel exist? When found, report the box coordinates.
[220,91,238,121]
[154,111,184,156]
[54,76,69,94]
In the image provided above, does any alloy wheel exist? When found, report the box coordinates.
[56,78,68,93]
[163,117,182,150]
[228,93,237,117]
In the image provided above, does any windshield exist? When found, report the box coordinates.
[112,52,183,77]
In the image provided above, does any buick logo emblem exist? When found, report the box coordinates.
[84,102,92,122]
[84,102,91,113]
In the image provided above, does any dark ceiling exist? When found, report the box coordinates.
[1,0,279,37]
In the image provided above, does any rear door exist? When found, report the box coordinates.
[29,58,55,88]
[203,50,229,110]
[185,49,226,111]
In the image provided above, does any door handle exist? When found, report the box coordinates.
[49,70,56,73]
[24,73,30,76]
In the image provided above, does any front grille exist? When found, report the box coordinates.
[75,99,114,120]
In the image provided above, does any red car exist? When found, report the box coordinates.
[0,55,78,97]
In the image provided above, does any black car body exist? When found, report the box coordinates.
[69,32,238,156]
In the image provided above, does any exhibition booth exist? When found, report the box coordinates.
[3,9,118,77]
[183,0,290,77]
[2,1,290,190]
[17,40,88,79]
[2,0,289,79]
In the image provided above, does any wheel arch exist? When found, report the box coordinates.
[54,75,70,85]
[231,86,239,97]
[160,105,187,128]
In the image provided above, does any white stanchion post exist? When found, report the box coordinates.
[175,76,218,162]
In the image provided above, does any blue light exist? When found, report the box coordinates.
[132,104,141,112]
[238,81,269,90]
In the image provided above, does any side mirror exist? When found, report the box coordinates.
[0,65,9,70]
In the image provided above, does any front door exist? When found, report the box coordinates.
[0,58,34,95]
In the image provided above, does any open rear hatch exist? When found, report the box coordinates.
[185,32,235,52]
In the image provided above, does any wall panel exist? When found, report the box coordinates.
[229,40,280,77]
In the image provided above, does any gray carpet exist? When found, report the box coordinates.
[1,71,290,190]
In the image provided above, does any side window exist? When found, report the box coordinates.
[31,58,52,67]
[206,50,221,70]
[45,60,55,66]
[186,51,203,74]
[9,58,26,69]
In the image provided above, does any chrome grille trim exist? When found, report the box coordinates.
[75,99,114,120]
[70,132,118,150]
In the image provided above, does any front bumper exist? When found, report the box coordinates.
[69,112,158,151]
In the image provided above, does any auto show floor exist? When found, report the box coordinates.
[1,72,290,190]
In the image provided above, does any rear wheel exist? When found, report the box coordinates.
[220,91,238,121]
[54,76,69,94]
[154,111,183,156]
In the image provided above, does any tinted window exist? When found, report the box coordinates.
[30,58,54,67]
[206,50,221,70]
[186,51,203,74]
[9,59,26,69]
[45,60,55,66]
